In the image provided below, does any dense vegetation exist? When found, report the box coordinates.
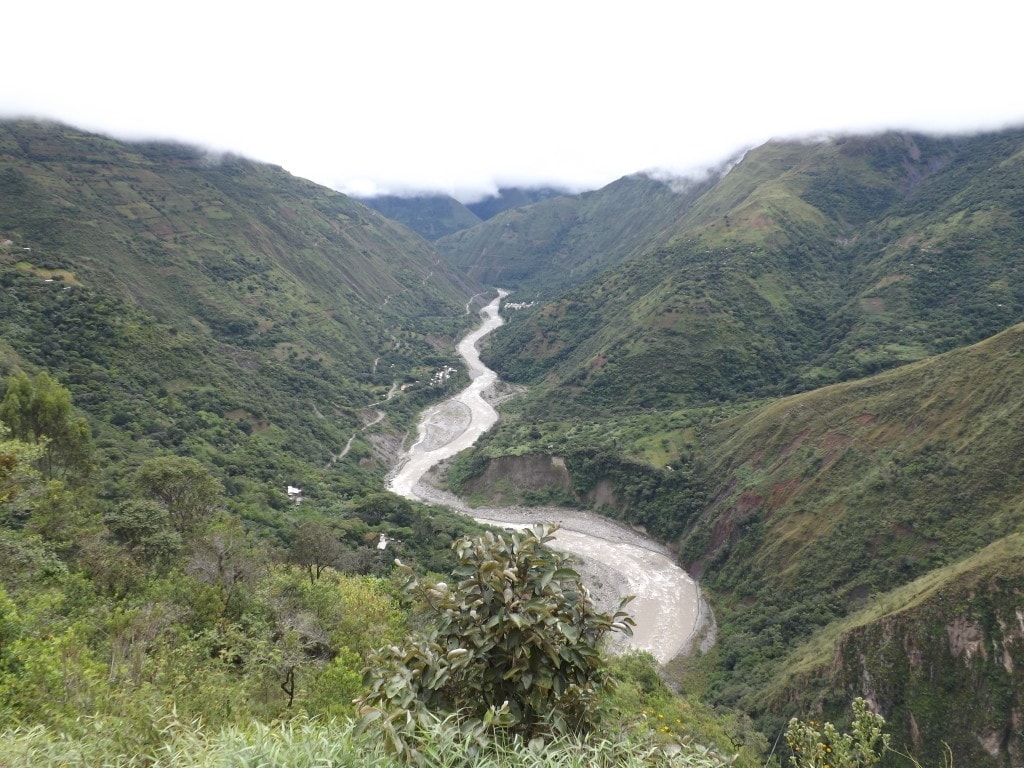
[435,172,725,297]
[476,130,1024,417]
[5,117,1024,765]
[358,525,636,759]
[434,129,1024,764]
[0,374,759,767]
[0,119,485,529]
[0,120,768,766]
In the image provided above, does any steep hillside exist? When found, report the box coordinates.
[480,130,1024,419]
[682,323,1024,762]
[0,119,483,519]
[359,186,568,242]
[766,533,1024,767]
[452,319,1024,764]
[358,193,483,240]
[442,127,1024,765]
[436,171,724,296]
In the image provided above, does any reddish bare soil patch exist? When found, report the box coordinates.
[780,429,811,458]
[148,220,177,241]
[821,431,853,451]
[735,491,764,515]
[820,431,853,468]
[767,479,800,513]
[689,508,736,578]
[654,311,681,328]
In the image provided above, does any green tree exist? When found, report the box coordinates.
[0,371,92,482]
[104,499,183,568]
[255,566,404,713]
[133,456,223,535]
[0,426,42,513]
[25,479,102,559]
[359,524,634,756]
[288,520,346,584]
[185,514,267,619]
[0,584,21,675]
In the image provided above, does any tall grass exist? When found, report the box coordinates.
[0,712,735,767]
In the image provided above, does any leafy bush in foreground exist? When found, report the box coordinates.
[785,698,888,768]
[358,524,634,759]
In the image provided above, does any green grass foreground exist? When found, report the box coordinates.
[0,713,734,768]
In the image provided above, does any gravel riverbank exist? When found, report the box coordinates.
[387,292,712,664]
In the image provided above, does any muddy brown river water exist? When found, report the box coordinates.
[387,292,707,664]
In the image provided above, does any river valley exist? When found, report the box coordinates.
[387,292,706,665]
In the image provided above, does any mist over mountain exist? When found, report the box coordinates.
[434,127,1024,764]
[475,130,1024,413]
[357,185,570,242]
[463,186,570,220]
[2,118,1023,766]
[0,119,484,511]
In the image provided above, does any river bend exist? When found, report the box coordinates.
[387,292,703,664]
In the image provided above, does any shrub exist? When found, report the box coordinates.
[785,698,889,768]
[358,524,634,759]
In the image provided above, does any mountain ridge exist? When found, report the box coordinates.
[434,127,1024,764]
[0,118,485,517]
[473,129,1024,419]
[357,185,569,242]
[4,117,1024,765]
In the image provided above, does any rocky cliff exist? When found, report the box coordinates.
[770,534,1024,767]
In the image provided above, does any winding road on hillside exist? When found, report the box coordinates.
[387,292,706,664]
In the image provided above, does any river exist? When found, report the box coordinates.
[387,292,705,664]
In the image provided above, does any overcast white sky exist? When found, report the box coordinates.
[5,1,1024,202]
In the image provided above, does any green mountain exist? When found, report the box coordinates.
[477,130,1024,418]
[455,320,1024,762]
[443,128,1024,764]
[359,186,569,243]
[464,186,569,221]
[357,193,483,240]
[0,119,483,519]
[689,323,1024,764]
[435,171,724,296]
[0,120,761,767]
[5,117,1024,765]
[769,531,1024,767]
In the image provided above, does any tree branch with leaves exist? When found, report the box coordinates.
[358,524,634,760]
